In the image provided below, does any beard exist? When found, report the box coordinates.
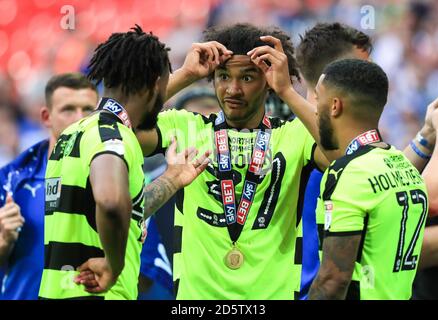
[318,108,338,150]
[137,94,163,130]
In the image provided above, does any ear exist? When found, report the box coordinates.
[40,107,52,129]
[331,97,343,118]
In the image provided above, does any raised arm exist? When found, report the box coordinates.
[165,42,233,101]
[248,35,336,170]
[404,98,438,173]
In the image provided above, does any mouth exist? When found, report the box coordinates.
[224,98,245,109]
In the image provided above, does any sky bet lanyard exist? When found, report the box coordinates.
[214,111,272,245]
[345,129,382,155]
[97,97,132,129]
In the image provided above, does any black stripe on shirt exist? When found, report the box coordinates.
[98,112,123,142]
[322,145,374,201]
[174,225,183,254]
[50,132,84,161]
[44,241,104,271]
[38,296,105,300]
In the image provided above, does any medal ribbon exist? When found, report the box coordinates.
[214,111,271,244]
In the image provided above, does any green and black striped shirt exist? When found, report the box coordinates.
[39,103,144,300]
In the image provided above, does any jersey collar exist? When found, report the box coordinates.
[96,97,132,129]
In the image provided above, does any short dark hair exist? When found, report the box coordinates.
[88,24,171,96]
[296,22,372,88]
[322,59,388,115]
[202,23,299,80]
[45,72,98,108]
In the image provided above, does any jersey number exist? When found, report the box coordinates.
[393,189,428,272]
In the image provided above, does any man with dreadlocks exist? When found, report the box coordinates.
[38,25,211,300]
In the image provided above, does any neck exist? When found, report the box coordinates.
[48,135,57,156]
[337,121,379,154]
[225,107,265,130]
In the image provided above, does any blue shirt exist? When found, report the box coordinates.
[299,169,323,300]
[0,140,173,299]
[0,140,47,300]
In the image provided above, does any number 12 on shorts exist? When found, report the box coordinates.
[393,189,428,272]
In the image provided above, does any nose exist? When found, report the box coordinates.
[74,109,86,121]
[225,79,243,97]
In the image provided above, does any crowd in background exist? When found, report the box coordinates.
[1,0,438,164]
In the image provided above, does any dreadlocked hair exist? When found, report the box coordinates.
[88,24,171,96]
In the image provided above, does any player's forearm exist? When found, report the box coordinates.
[165,68,199,101]
[308,275,350,300]
[143,169,182,219]
[279,87,318,137]
[404,125,435,173]
[278,87,341,163]
[95,201,131,276]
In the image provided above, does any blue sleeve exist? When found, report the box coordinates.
[139,216,173,292]
[0,165,9,207]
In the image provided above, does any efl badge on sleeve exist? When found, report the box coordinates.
[324,200,333,231]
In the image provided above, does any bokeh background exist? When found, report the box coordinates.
[1,0,438,167]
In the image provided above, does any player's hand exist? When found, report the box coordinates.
[419,97,438,150]
[181,42,233,80]
[247,35,293,98]
[165,136,211,189]
[425,97,438,131]
[74,257,118,294]
[0,194,24,244]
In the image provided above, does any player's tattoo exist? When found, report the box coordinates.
[143,174,179,219]
[308,234,361,299]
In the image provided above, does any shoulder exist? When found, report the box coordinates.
[158,108,214,126]
[0,140,48,175]
[322,146,377,200]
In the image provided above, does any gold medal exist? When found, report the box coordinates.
[225,247,244,269]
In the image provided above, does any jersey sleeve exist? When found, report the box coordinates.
[322,162,368,235]
[82,123,136,172]
[0,165,8,207]
[153,109,196,155]
[285,118,316,166]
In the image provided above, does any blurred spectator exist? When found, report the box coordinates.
[0,105,19,167]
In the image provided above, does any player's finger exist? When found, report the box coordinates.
[251,56,270,73]
[84,286,105,293]
[210,45,220,64]
[6,194,13,204]
[211,41,233,56]
[3,221,23,231]
[187,148,199,162]
[260,35,284,52]
[249,47,283,63]
[0,206,23,219]
[195,153,212,174]
[200,45,215,63]
[168,136,177,154]
[77,259,91,272]
[252,53,282,68]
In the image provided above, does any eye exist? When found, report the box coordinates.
[218,73,229,81]
[83,107,94,115]
[242,75,253,82]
